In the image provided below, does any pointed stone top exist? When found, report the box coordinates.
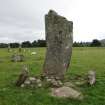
[47,10,70,22]
[48,10,58,16]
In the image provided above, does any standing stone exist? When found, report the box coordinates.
[11,54,24,62]
[43,10,73,79]
[88,70,96,85]
[16,65,29,87]
[19,44,22,52]
[8,44,11,52]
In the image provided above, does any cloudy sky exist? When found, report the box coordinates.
[0,0,105,43]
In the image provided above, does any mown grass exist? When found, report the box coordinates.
[0,47,105,105]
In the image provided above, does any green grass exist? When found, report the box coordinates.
[0,47,105,105]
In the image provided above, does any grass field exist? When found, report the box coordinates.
[0,47,105,105]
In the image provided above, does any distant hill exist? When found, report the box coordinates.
[100,39,105,46]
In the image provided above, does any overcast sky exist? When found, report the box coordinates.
[0,0,105,43]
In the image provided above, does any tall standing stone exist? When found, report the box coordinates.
[43,10,73,79]
[8,44,11,52]
[19,44,22,52]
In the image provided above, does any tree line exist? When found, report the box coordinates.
[73,39,102,47]
[0,39,103,48]
[0,40,46,48]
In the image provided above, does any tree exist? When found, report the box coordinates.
[32,40,38,47]
[0,43,8,48]
[10,43,19,48]
[73,42,80,47]
[37,40,46,47]
[22,41,32,48]
[90,39,101,47]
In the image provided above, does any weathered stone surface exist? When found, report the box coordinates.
[19,76,43,88]
[19,44,22,52]
[51,86,83,100]
[29,77,36,83]
[43,10,73,79]
[50,79,63,87]
[88,70,96,85]
[64,82,75,88]
[24,79,31,85]
[8,44,11,52]
[16,65,29,86]
[11,54,24,62]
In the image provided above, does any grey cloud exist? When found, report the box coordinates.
[0,0,72,42]
[0,0,105,42]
